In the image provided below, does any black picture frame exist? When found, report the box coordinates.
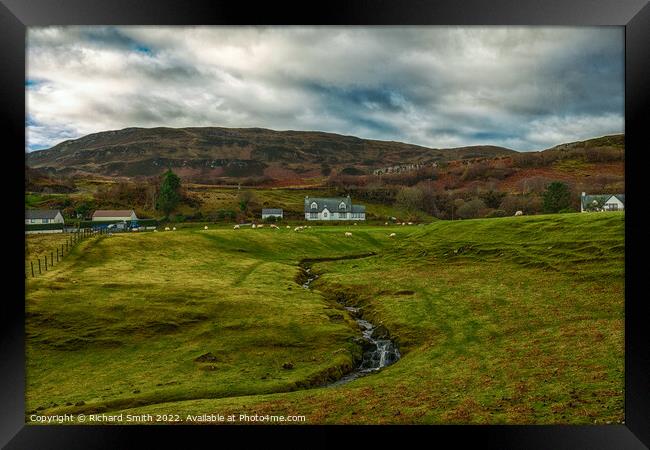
[2,1,648,448]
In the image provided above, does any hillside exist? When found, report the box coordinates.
[25,126,516,181]
[26,213,624,424]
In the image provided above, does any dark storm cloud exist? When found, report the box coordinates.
[26,26,624,151]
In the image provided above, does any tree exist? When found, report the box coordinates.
[156,169,181,216]
[394,187,424,213]
[456,198,486,219]
[543,181,571,213]
[237,190,256,212]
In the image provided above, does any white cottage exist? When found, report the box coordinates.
[580,193,625,212]
[304,195,365,221]
[92,209,138,221]
[262,208,283,219]
[25,209,65,225]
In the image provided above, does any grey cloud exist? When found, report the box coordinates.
[26,26,624,152]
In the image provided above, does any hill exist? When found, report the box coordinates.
[25,126,516,181]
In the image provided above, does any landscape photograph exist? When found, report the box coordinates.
[24,26,625,425]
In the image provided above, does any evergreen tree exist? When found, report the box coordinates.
[156,169,181,216]
[542,182,571,213]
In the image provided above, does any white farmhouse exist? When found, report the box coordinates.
[262,208,283,219]
[25,209,65,225]
[580,192,625,212]
[92,209,138,221]
[304,195,365,221]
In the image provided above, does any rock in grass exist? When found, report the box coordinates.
[194,352,218,362]
[282,362,294,370]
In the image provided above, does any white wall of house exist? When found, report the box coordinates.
[304,210,366,220]
[92,212,137,221]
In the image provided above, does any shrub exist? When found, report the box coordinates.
[543,182,572,213]
[456,198,486,219]
[486,209,508,218]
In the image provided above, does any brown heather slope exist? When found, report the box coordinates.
[25,126,516,180]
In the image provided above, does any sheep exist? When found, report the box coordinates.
[345,232,353,237]
[164,227,170,231]
[252,224,256,229]
[401,222,406,226]
[389,232,396,237]
[407,222,413,225]
[204,225,209,230]
[154,229,158,233]
[257,224,264,228]
[515,210,524,216]
[286,225,291,229]
[354,223,358,226]
[384,222,388,225]
[270,224,278,229]
[172,227,176,231]
[233,224,240,230]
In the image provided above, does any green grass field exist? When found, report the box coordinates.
[25,212,624,424]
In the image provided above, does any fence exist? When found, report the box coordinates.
[26,227,110,279]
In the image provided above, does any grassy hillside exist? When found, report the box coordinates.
[26,212,624,424]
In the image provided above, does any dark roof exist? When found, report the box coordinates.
[262,208,283,214]
[25,209,61,219]
[351,205,366,213]
[304,196,352,213]
[92,210,136,218]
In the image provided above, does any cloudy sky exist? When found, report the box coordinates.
[26,26,624,152]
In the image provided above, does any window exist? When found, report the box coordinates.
[43,219,49,224]
[605,203,618,211]
[340,213,347,219]
[339,202,346,210]
[311,202,317,209]
[323,212,328,218]
[310,212,317,219]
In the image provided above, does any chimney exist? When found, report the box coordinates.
[581,192,586,197]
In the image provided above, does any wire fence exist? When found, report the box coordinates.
[26,227,109,279]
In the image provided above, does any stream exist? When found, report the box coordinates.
[300,264,401,386]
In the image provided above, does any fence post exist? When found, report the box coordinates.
[44,256,48,271]
[31,261,34,277]
[56,248,59,262]
[61,244,64,258]
[51,252,54,267]
[38,258,41,274]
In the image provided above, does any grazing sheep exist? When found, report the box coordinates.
[233,224,240,230]
[401,223,406,226]
[407,222,413,225]
[257,224,264,228]
[252,224,256,229]
[154,229,158,232]
[389,232,396,237]
[385,222,388,225]
[345,232,353,237]
[515,210,523,216]
[164,227,170,231]
[172,227,176,231]
[286,225,291,229]
[204,226,208,230]
[270,224,278,229]
[354,223,358,226]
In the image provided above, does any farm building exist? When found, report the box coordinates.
[304,195,366,221]
[262,208,283,219]
[25,209,64,225]
[580,193,625,212]
[92,210,138,221]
